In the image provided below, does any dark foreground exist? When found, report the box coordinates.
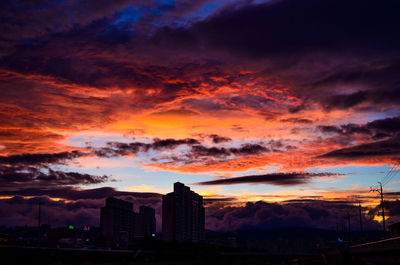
[0,246,322,265]
[2,240,400,265]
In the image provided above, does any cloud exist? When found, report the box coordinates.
[209,134,232,144]
[0,186,161,201]
[0,0,150,56]
[152,138,200,149]
[93,138,200,157]
[0,151,84,166]
[151,0,400,112]
[0,166,111,189]
[280,118,313,124]
[0,193,381,232]
[189,143,269,159]
[195,172,344,186]
[318,116,400,139]
[317,135,400,159]
[369,200,400,225]
[318,124,372,136]
[150,108,200,117]
[0,194,162,229]
[154,0,400,57]
[315,63,400,110]
[205,200,379,231]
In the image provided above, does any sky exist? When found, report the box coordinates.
[1,0,400,232]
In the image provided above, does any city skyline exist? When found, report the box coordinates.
[0,0,400,232]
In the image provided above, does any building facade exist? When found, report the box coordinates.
[162,182,205,242]
[140,206,156,237]
[100,197,156,245]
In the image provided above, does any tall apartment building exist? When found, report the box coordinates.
[162,182,205,242]
[140,206,156,236]
[134,206,156,238]
[100,197,155,244]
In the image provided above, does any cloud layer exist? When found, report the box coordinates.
[196,172,344,186]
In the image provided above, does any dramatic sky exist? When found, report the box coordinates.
[1,0,400,231]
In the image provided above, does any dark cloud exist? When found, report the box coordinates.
[321,91,368,111]
[0,194,380,232]
[190,145,230,157]
[152,138,200,149]
[145,0,400,114]
[0,166,110,189]
[0,0,399,117]
[318,124,372,136]
[93,139,268,162]
[0,151,84,166]
[189,143,269,158]
[0,193,162,229]
[0,186,161,201]
[317,135,400,159]
[151,108,200,116]
[209,134,232,144]
[195,172,343,186]
[229,144,269,156]
[0,196,103,228]
[318,116,400,139]
[288,104,307,114]
[369,200,400,225]
[368,115,400,134]
[203,197,237,204]
[154,0,400,57]
[0,0,147,56]
[280,118,313,124]
[315,62,400,110]
[93,142,148,157]
[206,201,379,231]
[93,138,200,157]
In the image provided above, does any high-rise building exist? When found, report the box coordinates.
[162,182,205,242]
[100,197,156,244]
[100,197,136,244]
[134,206,156,238]
[140,206,156,237]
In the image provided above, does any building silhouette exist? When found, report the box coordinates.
[162,182,205,242]
[100,197,155,245]
[139,206,156,237]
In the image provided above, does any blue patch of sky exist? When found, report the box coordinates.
[215,182,298,196]
[59,159,213,193]
[365,111,400,123]
[230,167,278,177]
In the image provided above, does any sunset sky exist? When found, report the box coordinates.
[1,0,400,231]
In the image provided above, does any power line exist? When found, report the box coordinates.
[382,162,400,187]
[380,161,399,186]
[380,164,395,185]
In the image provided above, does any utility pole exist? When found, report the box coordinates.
[38,200,41,248]
[370,182,386,232]
[358,202,363,232]
[379,182,386,232]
